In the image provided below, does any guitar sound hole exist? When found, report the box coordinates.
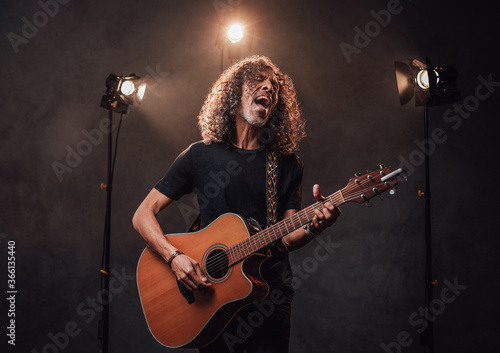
[205,249,229,279]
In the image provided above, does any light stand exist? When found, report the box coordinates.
[394,58,460,353]
[97,74,146,353]
[98,106,113,353]
[422,102,434,351]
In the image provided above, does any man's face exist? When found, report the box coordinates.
[238,67,279,127]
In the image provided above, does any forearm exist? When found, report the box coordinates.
[132,189,177,262]
[133,209,176,262]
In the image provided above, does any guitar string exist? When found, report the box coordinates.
[201,175,395,275]
[202,210,307,273]
[202,194,350,274]
[203,182,390,274]
[202,177,392,274]
[202,207,315,273]
[203,199,325,273]
[204,224,283,274]
[202,223,287,274]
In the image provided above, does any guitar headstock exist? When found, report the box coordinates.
[342,166,405,205]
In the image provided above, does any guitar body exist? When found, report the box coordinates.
[136,213,270,348]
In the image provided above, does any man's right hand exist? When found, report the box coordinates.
[170,254,212,291]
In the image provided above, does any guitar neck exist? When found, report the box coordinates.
[227,190,345,265]
[226,166,402,266]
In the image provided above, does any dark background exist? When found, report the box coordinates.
[1,0,499,352]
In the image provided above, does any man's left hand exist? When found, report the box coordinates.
[310,184,341,232]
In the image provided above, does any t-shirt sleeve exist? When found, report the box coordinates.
[280,154,303,212]
[154,145,194,200]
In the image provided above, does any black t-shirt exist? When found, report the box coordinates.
[155,141,303,290]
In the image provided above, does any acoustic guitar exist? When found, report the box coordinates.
[136,166,404,348]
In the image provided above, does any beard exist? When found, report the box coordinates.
[244,115,267,127]
[240,105,269,127]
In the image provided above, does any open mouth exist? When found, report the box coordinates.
[254,95,271,109]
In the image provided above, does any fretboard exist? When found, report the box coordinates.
[226,190,345,265]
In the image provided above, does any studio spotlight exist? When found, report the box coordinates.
[227,24,243,43]
[120,80,135,96]
[394,58,460,106]
[216,19,253,71]
[101,74,147,113]
[416,68,439,90]
[393,57,461,353]
[97,71,146,353]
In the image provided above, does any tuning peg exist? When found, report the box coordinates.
[354,172,361,177]
[379,164,385,169]
[361,194,372,207]
[373,187,384,200]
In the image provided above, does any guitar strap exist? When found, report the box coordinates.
[266,149,278,227]
[188,149,278,232]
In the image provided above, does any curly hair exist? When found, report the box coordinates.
[197,55,305,155]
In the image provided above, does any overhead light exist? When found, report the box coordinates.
[215,17,254,70]
[394,58,460,106]
[101,74,146,113]
[227,24,243,43]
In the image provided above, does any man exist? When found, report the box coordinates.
[133,55,341,352]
